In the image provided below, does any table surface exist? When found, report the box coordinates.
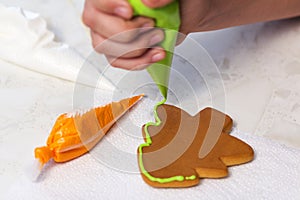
[1,0,300,198]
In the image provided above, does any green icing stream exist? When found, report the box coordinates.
[128,0,180,99]
[138,98,196,184]
[128,0,194,185]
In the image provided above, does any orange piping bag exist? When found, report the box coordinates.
[34,94,143,170]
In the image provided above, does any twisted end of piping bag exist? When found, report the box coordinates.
[128,0,180,99]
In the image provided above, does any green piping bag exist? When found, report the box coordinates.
[128,0,180,99]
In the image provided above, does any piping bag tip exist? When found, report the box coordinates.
[25,159,46,182]
[25,146,53,182]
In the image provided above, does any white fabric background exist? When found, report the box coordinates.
[1,2,300,199]
[5,101,300,199]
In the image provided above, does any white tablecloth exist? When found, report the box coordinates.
[1,1,300,199]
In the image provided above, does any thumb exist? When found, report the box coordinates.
[142,0,174,8]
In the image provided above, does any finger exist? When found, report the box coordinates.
[176,33,186,45]
[142,0,174,8]
[85,8,155,43]
[106,47,166,70]
[90,31,105,49]
[90,0,133,19]
[100,15,154,43]
[92,28,164,58]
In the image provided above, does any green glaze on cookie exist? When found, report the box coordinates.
[138,98,197,184]
[128,0,181,99]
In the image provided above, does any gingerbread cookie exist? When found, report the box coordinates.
[138,103,254,188]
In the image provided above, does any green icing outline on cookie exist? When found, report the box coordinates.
[138,98,197,184]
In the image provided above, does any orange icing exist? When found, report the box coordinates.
[34,95,143,166]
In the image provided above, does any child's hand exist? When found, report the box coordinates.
[83,0,300,70]
[82,0,173,70]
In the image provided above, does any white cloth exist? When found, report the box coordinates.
[1,3,300,200]
[0,4,114,90]
[4,97,300,200]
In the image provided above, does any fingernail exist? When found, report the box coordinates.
[114,6,130,18]
[149,35,164,46]
[151,52,165,62]
[144,0,159,5]
[149,0,159,3]
[142,22,153,28]
[139,23,153,33]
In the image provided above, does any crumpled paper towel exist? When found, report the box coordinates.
[4,96,300,200]
[0,4,114,90]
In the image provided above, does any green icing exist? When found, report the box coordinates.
[185,175,197,180]
[128,1,193,184]
[128,0,181,99]
[138,98,197,184]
